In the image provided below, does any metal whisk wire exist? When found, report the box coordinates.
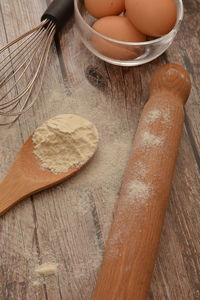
[0,23,48,86]
[0,20,56,125]
[0,0,74,126]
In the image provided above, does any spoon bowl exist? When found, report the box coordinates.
[0,136,95,216]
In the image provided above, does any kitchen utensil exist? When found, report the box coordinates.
[0,135,96,216]
[93,64,191,300]
[0,0,74,125]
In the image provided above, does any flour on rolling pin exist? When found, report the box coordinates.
[124,108,173,204]
[136,131,165,148]
[144,108,172,126]
[127,180,153,203]
[134,107,174,149]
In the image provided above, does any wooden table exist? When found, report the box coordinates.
[0,0,199,299]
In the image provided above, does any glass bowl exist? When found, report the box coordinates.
[74,0,183,66]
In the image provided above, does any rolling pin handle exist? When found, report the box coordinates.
[150,64,191,105]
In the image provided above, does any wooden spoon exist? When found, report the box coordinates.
[92,64,191,300]
[0,136,96,216]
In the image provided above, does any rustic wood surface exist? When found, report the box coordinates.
[0,0,199,300]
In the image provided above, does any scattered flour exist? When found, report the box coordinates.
[108,220,127,248]
[32,114,99,173]
[145,108,172,126]
[127,180,153,204]
[161,109,172,125]
[139,131,164,148]
[71,252,103,280]
[145,109,162,123]
[0,86,134,298]
[35,263,58,276]
[32,280,42,287]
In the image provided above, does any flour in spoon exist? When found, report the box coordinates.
[32,114,99,173]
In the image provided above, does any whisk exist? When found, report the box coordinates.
[0,0,74,125]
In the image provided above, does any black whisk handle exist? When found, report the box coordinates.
[41,0,74,31]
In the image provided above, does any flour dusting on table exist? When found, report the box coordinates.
[35,263,59,276]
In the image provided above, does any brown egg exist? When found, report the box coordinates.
[85,0,125,18]
[125,0,177,37]
[92,16,146,60]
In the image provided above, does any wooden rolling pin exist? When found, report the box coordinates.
[92,64,191,300]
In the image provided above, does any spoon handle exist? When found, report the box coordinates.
[0,169,29,216]
[92,64,191,300]
[0,135,83,216]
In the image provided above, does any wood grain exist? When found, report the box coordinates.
[0,0,199,300]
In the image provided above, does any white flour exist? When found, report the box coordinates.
[127,180,153,204]
[144,108,172,126]
[32,114,99,173]
[35,263,58,276]
[138,131,164,148]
